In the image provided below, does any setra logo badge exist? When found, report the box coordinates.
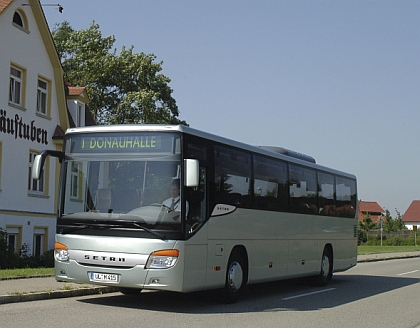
[84,254,126,262]
[211,204,237,217]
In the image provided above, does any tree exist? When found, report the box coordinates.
[360,213,375,231]
[383,209,395,233]
[394,209,406,231]
[383,209,406,232]
[52,21,187,125]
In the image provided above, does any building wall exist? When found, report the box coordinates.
[0,0,68,255]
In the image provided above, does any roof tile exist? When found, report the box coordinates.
[0,0,13,14]
[403,200,420,222]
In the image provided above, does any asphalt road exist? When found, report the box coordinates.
[0,257,419,328]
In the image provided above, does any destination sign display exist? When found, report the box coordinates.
[67,132,178,154]
[81,136,161,150]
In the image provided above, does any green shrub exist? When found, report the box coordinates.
[0,227,54,269]
[363,232,418,246]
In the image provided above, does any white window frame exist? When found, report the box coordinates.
[76,102,85,127]
[37,78,48,115]
[6,226,21,252]
[70,162,81,199]
[9,66,22,106]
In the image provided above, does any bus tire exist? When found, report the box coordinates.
[118,287,142,295]
[219,249,247,303]
[316,246,333,286]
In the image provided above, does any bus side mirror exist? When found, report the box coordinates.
[32,154,44,180]
[184,159,199,187]
[32,150,65,180]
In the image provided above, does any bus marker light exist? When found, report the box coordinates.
[212,266,221,271]
[55,242,68,250]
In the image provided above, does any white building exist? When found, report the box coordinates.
[0,0,90,256]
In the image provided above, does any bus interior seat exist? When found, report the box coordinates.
[95,188,112,212]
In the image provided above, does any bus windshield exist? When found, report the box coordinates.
[59,132,184,235]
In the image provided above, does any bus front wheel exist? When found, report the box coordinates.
[219,250,247,303]
[118,287,142,295]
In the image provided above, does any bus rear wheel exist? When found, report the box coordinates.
[316,247,333,286]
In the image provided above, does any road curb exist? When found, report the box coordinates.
[357,253,420,263]
[0,286,118,305]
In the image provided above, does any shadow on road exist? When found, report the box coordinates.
[78,274,419,314]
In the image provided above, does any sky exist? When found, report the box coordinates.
[43,0,420,217]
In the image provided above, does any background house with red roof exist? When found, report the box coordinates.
[402,200,420,230]
[358,201,384,223]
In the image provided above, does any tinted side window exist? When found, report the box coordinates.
[254,156,288,211]
[336,176,357,218]
[214,145,251,207]
[318,172,335,216]
[289,164,317,214]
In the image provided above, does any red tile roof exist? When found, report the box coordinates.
[403,200,420,223]
[0,0,13,14]
[68,86,86,96]
[358,201,384,214]
[358,201,384,222]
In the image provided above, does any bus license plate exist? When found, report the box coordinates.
[89,272,119,283]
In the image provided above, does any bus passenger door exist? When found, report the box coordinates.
[183,160,209,291]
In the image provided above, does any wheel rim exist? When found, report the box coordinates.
[321,254,330,279]
[227,261,243,291]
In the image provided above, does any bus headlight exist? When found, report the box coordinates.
[146,249,179,269]
[54,242,69,262]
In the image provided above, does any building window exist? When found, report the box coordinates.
[33,228,47,257]
[73,102,85,127]
[9,66,23,106]
[70,162,81,199]
[13,12,23,27]
[8,234,17,252]
[6,226,22,252]
[12,10,28,31]
[37,78,48,115]
[28,151,44,193]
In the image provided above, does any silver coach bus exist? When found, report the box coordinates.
[33,125,357,303]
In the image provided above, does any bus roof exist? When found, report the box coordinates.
[65,124,356,179]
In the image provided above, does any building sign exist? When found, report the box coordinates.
[0,109,48,145]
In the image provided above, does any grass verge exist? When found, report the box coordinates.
[0,267,54,280]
